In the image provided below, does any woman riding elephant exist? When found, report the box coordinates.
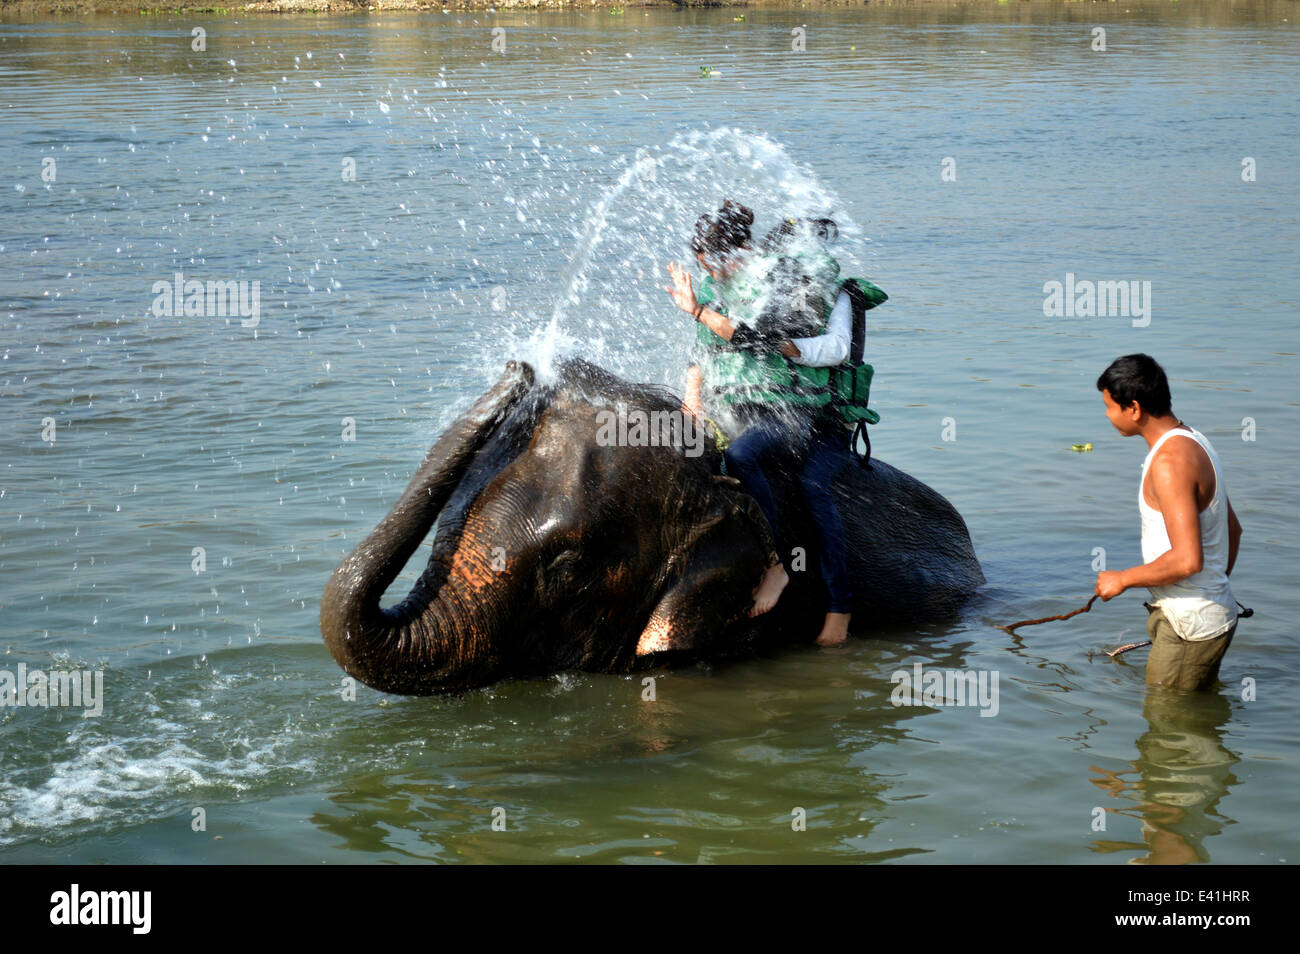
[664,200,859,646]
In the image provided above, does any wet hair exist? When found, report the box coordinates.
[690,199,754,269]
[750,256,826,343]
[1096,353,1173,417]
[759,216,838,255]
[743,215,840,345]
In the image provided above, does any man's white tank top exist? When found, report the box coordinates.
[1139,425,1236,641]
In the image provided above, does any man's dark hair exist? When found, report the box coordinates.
[1096,353,1173,417]
[759,216,838,255]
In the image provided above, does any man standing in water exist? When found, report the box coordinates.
[1094,354,1244,690]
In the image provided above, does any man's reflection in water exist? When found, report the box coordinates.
[1090,688,1239,864]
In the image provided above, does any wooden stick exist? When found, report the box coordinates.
[1104,640,1152,658]
[998,595,1099,634]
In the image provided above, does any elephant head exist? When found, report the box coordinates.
[321,359,776,695]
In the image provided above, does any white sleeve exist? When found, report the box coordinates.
[789,290,851,367]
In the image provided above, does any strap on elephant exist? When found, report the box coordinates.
[851,419,873,470]
[835,277,885,470]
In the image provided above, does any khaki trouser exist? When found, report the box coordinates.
[1144,604,1236,691]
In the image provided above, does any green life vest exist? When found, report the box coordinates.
[695,266,888,428]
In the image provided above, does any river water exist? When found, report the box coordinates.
[1,3,1296,863]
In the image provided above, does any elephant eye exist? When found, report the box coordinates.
[539,546,584,598]
[547,548,580,572]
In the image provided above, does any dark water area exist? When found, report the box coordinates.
[1,4,1296,862]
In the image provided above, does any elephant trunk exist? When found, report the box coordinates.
[320,361,533,694]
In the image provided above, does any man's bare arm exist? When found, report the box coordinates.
[1096,449,1205,599]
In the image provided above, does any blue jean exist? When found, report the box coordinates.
[723,413,854,614]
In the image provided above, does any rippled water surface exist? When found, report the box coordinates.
[1,3,1297,863]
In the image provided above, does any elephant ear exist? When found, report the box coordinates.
[635,478,773,657]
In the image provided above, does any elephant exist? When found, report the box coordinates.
[320,358,984,694]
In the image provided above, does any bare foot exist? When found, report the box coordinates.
[814,612,851,647]
[749,562,788,617]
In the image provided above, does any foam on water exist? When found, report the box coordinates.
[0,654,326,848]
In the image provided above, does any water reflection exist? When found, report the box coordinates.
[307,643,967,863]
[1090,689,1238,864]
